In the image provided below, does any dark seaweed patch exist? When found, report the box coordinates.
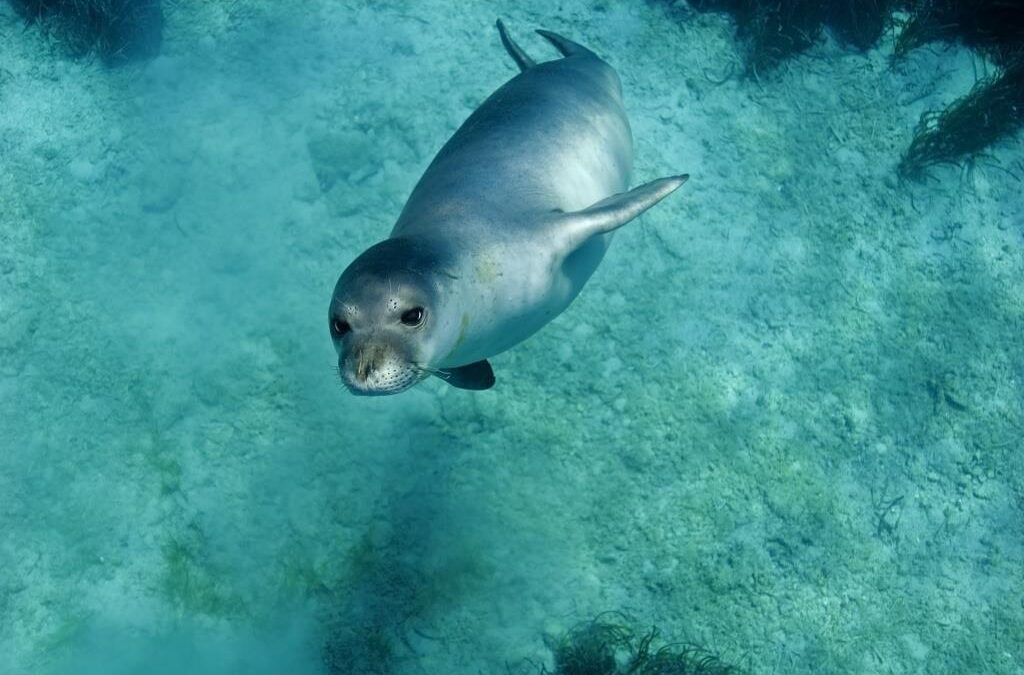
[893,1,1024,178]
[686,0,903,74]
[678,0,1024,178]
[9,0,163,64]
[827,0,898,51]
[898,58,1024,178]
[895,0,1024,66]
[512,614,740,675]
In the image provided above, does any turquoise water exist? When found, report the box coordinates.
[2,1,1023,673]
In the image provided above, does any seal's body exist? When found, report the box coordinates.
[330,23,687,395]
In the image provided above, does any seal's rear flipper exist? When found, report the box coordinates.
[536,29,597,59]
[497,20,535,72]
[438,360,495,390]
[553,175,689,255]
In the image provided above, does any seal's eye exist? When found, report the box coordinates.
[400,307,425,327]
[331,318,351,337]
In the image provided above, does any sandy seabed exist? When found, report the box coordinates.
[1,1,1022,673]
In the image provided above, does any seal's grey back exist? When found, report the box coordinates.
[392,27,633,238]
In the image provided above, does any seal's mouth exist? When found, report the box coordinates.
[339,345,426,396]
[343,369,420,396]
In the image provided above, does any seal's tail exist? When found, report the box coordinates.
[535,28,597,59]
[496,20,535,72]
[496,20,597,72]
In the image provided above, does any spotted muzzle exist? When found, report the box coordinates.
[340,340,424,396]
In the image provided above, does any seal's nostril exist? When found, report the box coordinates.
[355,350,375,382]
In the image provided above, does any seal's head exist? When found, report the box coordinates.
[329,237,452,396]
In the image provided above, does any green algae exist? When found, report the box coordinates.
[160,534,243,618]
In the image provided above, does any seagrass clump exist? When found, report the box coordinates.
[895,0,1024,65]
[827,0,900,51]
[894,0,1024,178]
[687,0,902,74]
[10,0,163,64]
[898,58,1024,178]
[516,615,741,675]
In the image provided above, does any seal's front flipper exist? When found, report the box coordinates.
[438,360,495,390]
[497,20,535,72]
[553,174,689,253]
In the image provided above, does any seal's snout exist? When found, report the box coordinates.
[341,341,422,396]
[354,343,386,383]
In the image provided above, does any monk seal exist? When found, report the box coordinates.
[329,21,688,395]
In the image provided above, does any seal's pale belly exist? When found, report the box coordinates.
[436,233,608,368]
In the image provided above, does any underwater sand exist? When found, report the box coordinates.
[1,1,1022,673]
